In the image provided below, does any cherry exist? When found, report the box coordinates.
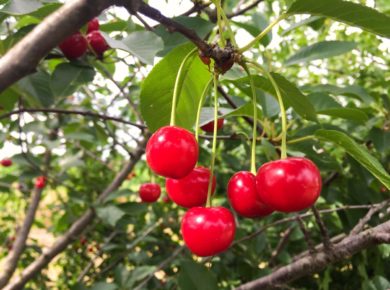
[1,158,12,167]
[162,195,170,203]
[139,183,161,203]
[86,31,109,58]
[59,32,88,59]
[146,126,198,179]
[87,18,99,33]
[200,118,224,132]
[227,171,273,218]
[256,157,322,213]
[35,176,46,189]
[181,206,235,257]
[166,166,216,208]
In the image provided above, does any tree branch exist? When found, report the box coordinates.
[3,138,147,290]
[0,0,123,93]
[235,220,390,290]
[0,108,146,129]
[0,153,51,288]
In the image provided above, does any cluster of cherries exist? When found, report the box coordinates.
[59,18,109,60]
[1,158,46,189]
[140,118,322,257]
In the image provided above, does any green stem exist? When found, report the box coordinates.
[195,78,213,143]
[242,63,258,174]
[170,48,197,126]
[214,0,226,47]
[238,14,288,53]
[206,72,219,207]
[248,61,287,159]
[287,135,315,145]
[218,2,237,47]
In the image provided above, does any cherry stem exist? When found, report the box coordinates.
[170,48,197,126]
[213,0,226,47]
[238,14,288,53]
[206,72,219,207]
[217,1,237,47]
[248,61,287,159]
[195,78,213,143]
[242,63,258,174]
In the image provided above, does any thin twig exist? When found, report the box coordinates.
[295,215,316,255]
[269,226,294,267]
[311,206,333,253]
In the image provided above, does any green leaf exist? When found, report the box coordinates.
[285,41,357,65]
[282,16,324,35]
[155,17,214,56]
[233,12,272,46]
[17,70,54,107]
[89,282,117,290]
[140,43,210,132]
[315,129,390,189]
[127,266,156,288]
[51,63,95,97]
[0,0,43,15]
[0,87,18,110]
[96,205,126,227]
[178,260,219,290]
[224,102,262,119]
[103,31,163,64]
[317,108,368,123]
[288,0,390,38]
[256,73,317,121]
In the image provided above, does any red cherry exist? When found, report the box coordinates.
[146,126,198,179]
[59,32,88,59]
[87,31,109,57]
[87,18,99,33]
[200,118,224,132]
[162,195,170,203]
[166,166,216,208]
[35,176,46,189]
[256,157,322,213]
[181,206,235,257]
[1,158,12,167]
[227,171,273,218]
[139,183,161,203]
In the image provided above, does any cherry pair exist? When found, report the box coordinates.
[59,18,109,60]
[228,157,322,216]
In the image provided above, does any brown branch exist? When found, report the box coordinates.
[235,220,390,290]
[227,0,265,18]
[349,199,389,236]
[0,152,51,288]
[295,215,316,255]
[311,206,333,252]
[134,2,210,53]
[268,226,294,267]
[0,0,123,93]
[3,138,146,290]
[0,108,146,129]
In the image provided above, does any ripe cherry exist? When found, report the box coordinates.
[35,176,46,189]
[227,171,273,218]
[1,158,12,167]
[59,32,88,59]
[86,31,109,58]
[181,206,235,257]
[200,118,224,132]
[139,183,161,203]
[87,18,99,33]
[146,126,198,179]
[256,157,322,213]
[166,166,216,208]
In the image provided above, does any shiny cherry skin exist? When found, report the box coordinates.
[256,157,322,213]
[139,183,161,203]
[59,32,88,59]
[35,176,46,189]
[1,158,12,167]
[227,171,273,218]
[87,31,109,57]
[181,206,236,257]
[87,18,99,33]
[146,126,198,179]
[200,118,224,132]
[166,166,216,208]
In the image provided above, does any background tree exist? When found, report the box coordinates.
[0,0,390,289]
